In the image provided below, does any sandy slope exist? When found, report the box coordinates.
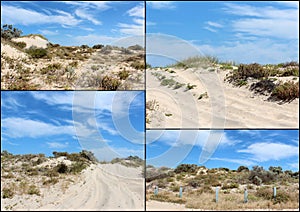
[1,164,144,211]
[146,67,299,128]
[12,36,49,49]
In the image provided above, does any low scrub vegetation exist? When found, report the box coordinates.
[146,163,299,210]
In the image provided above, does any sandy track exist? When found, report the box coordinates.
[146,68,299,128]
[40,164,144,211]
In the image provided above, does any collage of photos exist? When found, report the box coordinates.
[1,1,299,211]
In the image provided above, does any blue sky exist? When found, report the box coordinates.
[146,130,299,171]
[146,1,299,66]
[1,1,144,46]
[1,91,145,161]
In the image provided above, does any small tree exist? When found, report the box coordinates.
[1,24,22,40]
[237,165,249,172]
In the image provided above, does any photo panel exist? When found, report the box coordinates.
[145,1,299,129]
[1,91,145,210]
[146,129,299,210]
[1,1,145,91]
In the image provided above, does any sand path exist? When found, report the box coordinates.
[39,164,144,211]
[146,68,299,128]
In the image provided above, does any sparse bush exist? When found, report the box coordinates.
[43,178,59,185]
[56,163,69,174]
[128,44,144,51]
[118,70,129,80]
[80,44,89,49]
[221,183,239,189]
[12,41,26,49]
[69,162,87,174]
[174,164,197,174]
[131,61,145,70]
[27,185,40,196]
[120,47,132,54]
[198,92,208,100]
[237,166,249,172]
[91,65,99,71]
[250,79,276,95]
[2,187,14,199]
[92,44,104,49]
[161,78,176,87]
[101,75,121,90]
[53,151,68,158]
[26,46,48,58]
[269,166,283,175]
[271,81,299,101]
[186,83,197,90]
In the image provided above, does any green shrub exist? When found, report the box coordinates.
[250,79,276,95]
[118,70,129,80]
[161,78,176,87]
[2,188,14,199]
[271,81,299,101]
[69,162,87,174]
[237,166,249,172]
[26,47,48,58]
[92,44,104,49]
[27,185,40,196]
[55,163,69,174]
[13,41,26,49]
[131,61,145,70]
[221,183,239,189]
[174,164,197,174]
[186,83,197,90]
[101,76,121,90]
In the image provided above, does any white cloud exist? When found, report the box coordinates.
[2,117,74,138]
[204,26,217,33]
[275,1,299,8]
[75,9,101,25]
[1,96,24,110]
[223,3,299,40]
[238,142,299,162]
[47,142,69,149]
[210,157,255,167]
[147,130,235,147]
[206,21,223,28]
[39,29,59,36]
[288,162,299,170]
[197,38,299,64]
[1,5,81,26]
[127,3,144,18]
[60,1,111,10]
[72,34,119,46]
[147,1,175,9]
[30,91,74,106]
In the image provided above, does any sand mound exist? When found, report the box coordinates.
[1,43,28,59]
[12,35,49,49]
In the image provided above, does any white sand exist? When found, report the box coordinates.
[1,164,144,211]
[1,43,28,59]
[147,67,299,128]
[12,35,49,49]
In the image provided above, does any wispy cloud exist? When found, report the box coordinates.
[207,21,223,28]
[204,26,217,33]
[39,29,59,36]
[237,142,299,162]
[147,1,176,10]
[1,5,81,26]
[47,141,69,149]
[210,157,256,167]
[118,4,144,36]
[2,117,74,138]
[223,3,299,40]
[75,8,101,25]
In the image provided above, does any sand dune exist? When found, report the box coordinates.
[12,35,49,49]
[146,67,299,128]
[1,164,144,211]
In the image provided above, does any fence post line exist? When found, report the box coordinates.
[179,186,183,198]
[244,188,248,203]
[215,187,219,203]
[154,186,158,195]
